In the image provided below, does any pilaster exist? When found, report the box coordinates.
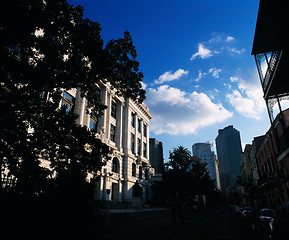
[106,91,112,139]
[116,102,123,151]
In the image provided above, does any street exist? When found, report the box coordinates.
[167,209,258,240]
[102,208,261,240]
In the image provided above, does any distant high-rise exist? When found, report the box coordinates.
[192,142,217,184]
[215,125,243,190]
[149,138,164,175]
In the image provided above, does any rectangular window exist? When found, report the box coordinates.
[138,118,141,133]
[143,124,147,137]
[110,124,116,142]
[63,92,73,101]
[145,169,149,180]
[111,100,117,119]
[137,138,141,156]
[139,166,142,179]
[89,119,95,129]
[89,114,97,130]
[131,113,135,128]
[131,133,135,153]
[62,91,75,112]
[143,142,147,158]
[132,163,136,177]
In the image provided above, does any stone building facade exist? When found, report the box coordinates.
[63,83,153,204]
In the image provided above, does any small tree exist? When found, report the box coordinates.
[161,146,215,204]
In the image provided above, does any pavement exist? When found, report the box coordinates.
[100,208,217,240]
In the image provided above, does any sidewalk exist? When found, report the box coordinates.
[101,208,217,240]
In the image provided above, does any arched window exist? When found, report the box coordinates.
[112,157,119,173]
[132,163,136,177]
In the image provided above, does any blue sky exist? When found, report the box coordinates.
[68,0,272,161]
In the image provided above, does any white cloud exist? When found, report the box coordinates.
[229,47,245,54]
[140,81,147,89]
[154,69,189,84]
[229,76,240,82]
[226,90,258,119]
[226,36,234,42]
[208,68,221,78]
[224,83,232,89]
[146,85,233,135]
[194,70,204,82]
[191,34,245,61]
[194,68,221,82]
[190,43,214,60]
[260,57,270,79]
[226,73,266,119]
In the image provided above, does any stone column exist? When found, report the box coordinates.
[75,88,86,126]
[86,109,91,128]
[146,123,150,161]
[134,114,138,155]
[98,87,107,134]
[123,99,130,153]
[140,119,144,157]
[106,92,112,139]
[116,102,123,151]
[74,88,82,125]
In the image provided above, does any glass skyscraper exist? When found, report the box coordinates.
[215,125,243,190]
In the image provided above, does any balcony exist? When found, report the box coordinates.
[255,51,282,97]
[252,0,289,100]
[258,172,278,189]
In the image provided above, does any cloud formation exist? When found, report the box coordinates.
[194,68,222,82]
[225,73,266,119]
[154,69,189,84]
[209,68,222,78]
[190,43,215,60]
[146,85,233,135]
[229,47,245,55]
[226,36,234,42]
[194,70,204,82]
[190,33,245,60]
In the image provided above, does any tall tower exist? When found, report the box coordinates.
[149,138,164,175]
[215,125,243,191]
[192,142,217,185]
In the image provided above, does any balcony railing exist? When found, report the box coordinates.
[258,172,278,187]
[255,50,282,95]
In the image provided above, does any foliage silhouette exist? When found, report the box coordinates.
[153,146,216,206]
[0,0,145,199]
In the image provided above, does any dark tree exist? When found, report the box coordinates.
[0,0,145,197]
[157,146,215,205]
